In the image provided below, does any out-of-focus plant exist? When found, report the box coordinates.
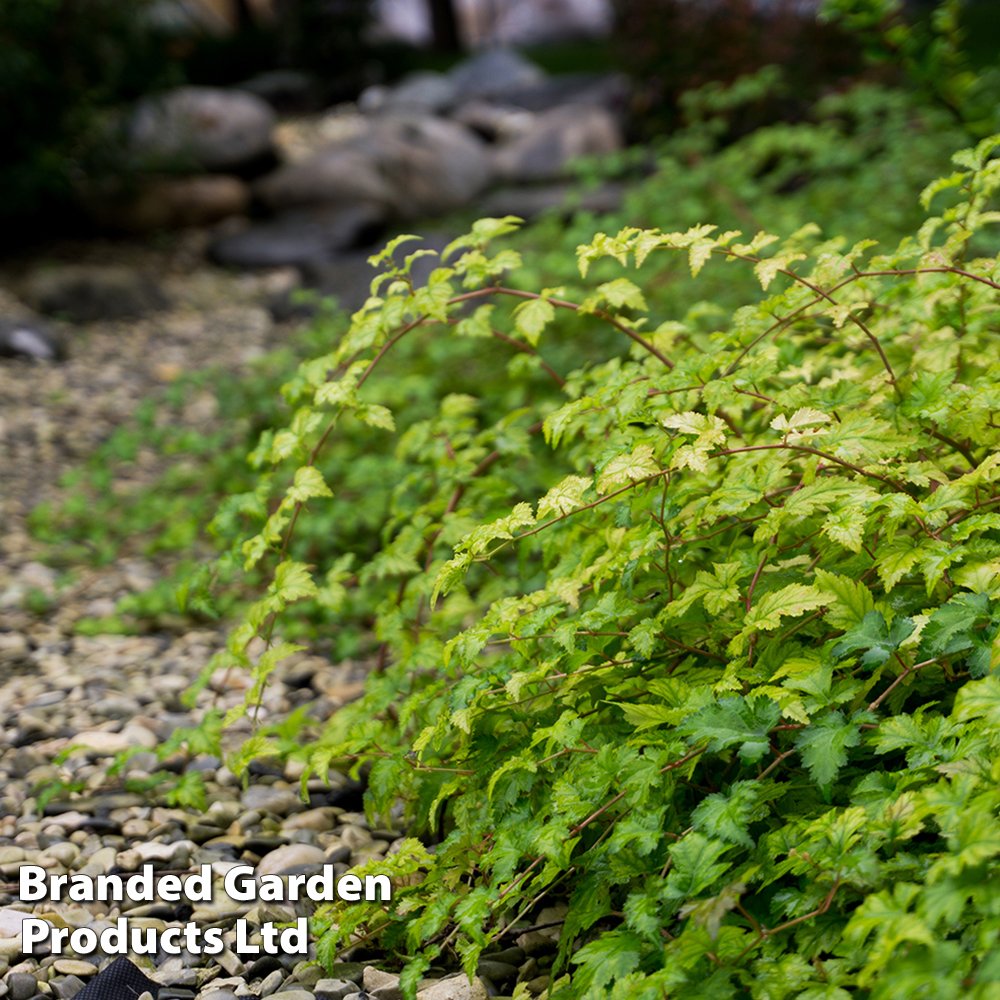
[0,0,180,234]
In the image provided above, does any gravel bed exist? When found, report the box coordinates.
[0,237,559,1000]
[0,631,555,997]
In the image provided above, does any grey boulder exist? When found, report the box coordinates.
[255,115,493,219]
[209,203,385,270]
[489,72,630,114]
[0,316,62,361]
[81,174,250,233]
[477,181,623,220]
[494,104,623,182]
[358,70,460,116]
[448,48,546,103]
[129,86,276,171]
[313,980,357,1000]
[254,147,397,213]
[22,264,169,323]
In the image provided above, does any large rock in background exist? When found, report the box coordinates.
[22,265,169,323]
[267,231,454,318]
[254,145,398,212]
[81,175,251,235]
[494,104,623,181]
[209,203,386,270]
[358,70,460,116]
[256,114,494,218]
[128,86,277,171]
[447,47,546,103]
[357,48,545,115]
[68,47,628,258]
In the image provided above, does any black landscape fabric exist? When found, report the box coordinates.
[70,958,161,1000]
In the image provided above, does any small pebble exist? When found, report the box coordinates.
[50,964,96,978]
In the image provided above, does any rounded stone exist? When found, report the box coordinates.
[7,975,38,1000]
[51,962,97,978]
[128,87,276,172]
[241,787,300,816]
[254,843,326,877]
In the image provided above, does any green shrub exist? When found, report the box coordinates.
[201,131,1000,998]
[34,61,968,604]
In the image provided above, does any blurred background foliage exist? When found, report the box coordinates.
[5,0,1000,238]
[9,0,1000,648]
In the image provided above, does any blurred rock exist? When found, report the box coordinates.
[23,264,169,323]
[272,111,370,165]
[269,232,452,318]
[236,70,321,113]
[208,203,386,270]
[448,48,546,103]
[82,175,251,233]
[477,181,623,219]
[128,86,276,171]
[255,147,397,213]
[0,315,62,362]
[496,72,630,114]
[255,115,493,218]
[358,70,459,116]
[494,104,623,181]
[451,100,535,143]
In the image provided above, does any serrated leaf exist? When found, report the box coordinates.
[597,277,648,311]
[513,296,555,347]
[442,216,523,261]
[455,303,494,338]
[794,711,861,789]
[596,445,660,493]
[677,696,781,762]
[663,411,728,441]
[832,610,915,666]
[754,252,806,290]
[688,239,717,276]
[691,781,766,848]
[355,404,395,430]
[662,833,731,901]
[771,408,831,432]
[538,475,591,518]
[287,466,334,504]
[744,584,826,633]
[814,569,875,630]
[272,560,319,602]
[953,676,1000,726]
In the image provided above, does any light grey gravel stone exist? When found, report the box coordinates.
[50,962,96,977]
[415,977,489,1000]
[241,787,301,816]
[258,971,285,997]
[6,975,38,1000]
[48,977,84,1000]
[313,980,357,1000]
[255,843,326,877]
[266,991,315,1000]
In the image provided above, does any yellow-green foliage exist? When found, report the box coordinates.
[198,134,1000,998]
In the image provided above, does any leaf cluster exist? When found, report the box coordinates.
[192,129,1000,999]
